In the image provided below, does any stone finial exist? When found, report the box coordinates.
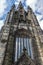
[11,4,15,9]
[27,6,32,12]
[18,1,23,9]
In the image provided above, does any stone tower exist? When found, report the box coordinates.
[0,2,43,65]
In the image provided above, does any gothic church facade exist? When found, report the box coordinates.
[0,2,43,65]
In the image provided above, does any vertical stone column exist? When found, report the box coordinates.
[0,42,6,65]
[31,14,43,65]
[2,25,15,65]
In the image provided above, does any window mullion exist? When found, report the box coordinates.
[17,37,19,59]
[27,38,29,55]
[15,38,18,61]
[29,39,31,58]
[24,38,26,48]
[23,38,24,48]
[26,37,27,50]
[28,38,30,56]
[22,38,23,52]
[20,38,21,55]
[18,37,20,58]
[29,39,33,59]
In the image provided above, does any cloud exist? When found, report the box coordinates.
[26,0,37,11]
[39,20,43,30]
[35,0,43,30]
[0,0,7,17]
[0,0,7,30]
[36,0,43,14]
[26,0,37,5]
[0,20,4,30]
[0,0,15,30]
[0,0,43,30]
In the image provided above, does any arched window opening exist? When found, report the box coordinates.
[14,29,33,62]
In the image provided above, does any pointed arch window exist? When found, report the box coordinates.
[14,29,33,62]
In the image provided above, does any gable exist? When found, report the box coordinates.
[15,53,36,65]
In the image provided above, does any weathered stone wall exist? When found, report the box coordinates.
[0,42,6,65]
[0,2,43,65]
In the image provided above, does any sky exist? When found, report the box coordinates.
[0,0,43,30]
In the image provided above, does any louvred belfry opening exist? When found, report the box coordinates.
[14,28,33,62]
